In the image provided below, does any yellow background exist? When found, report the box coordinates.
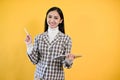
[0,0,120,80]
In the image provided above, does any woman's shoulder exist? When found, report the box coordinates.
[59,31,71,40]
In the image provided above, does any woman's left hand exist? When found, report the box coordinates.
[66,53,75,61]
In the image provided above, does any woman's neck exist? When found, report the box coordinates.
[48,26,59,43]
[48,26,59,32]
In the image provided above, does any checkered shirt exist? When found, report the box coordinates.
[28,31,72,80]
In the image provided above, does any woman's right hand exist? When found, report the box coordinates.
[25,34,32,45]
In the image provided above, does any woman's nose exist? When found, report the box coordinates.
[50,18,55,22]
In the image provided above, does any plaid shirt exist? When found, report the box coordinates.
[28,31,72,80]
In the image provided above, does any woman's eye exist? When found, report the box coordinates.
[48,15,52,18]
[54,17,58,19]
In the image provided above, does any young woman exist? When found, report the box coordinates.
[25,7,75,80]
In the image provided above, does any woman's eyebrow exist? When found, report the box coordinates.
[48,14,59,18]
[54,15,60,18]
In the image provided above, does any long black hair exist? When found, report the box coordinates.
[44,7,65,33]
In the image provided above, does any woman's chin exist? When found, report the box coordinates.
[49,26,57,28]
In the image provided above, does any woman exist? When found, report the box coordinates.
[25,7,75,80]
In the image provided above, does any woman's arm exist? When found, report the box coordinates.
[62,36,74,68]
[25,35,40,65]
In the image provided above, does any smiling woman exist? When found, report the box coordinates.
[25,7,75,80]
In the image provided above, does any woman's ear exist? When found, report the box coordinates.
[59,19,63,23]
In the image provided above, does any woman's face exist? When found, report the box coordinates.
[47,10,63,28]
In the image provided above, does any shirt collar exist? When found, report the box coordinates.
[48,26,59,33]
